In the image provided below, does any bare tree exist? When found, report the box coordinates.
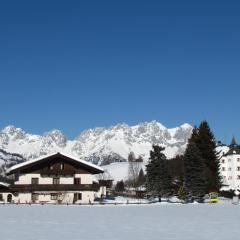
[128,156,141,190]
[128,152,136,162]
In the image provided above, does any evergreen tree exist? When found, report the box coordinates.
[115,180,125,192]
[137,168,145,186]
[196,121,221,191]
[146,145,172,199]
[168,155,184,184]
[177,186,186,202]
[183,129,206,202]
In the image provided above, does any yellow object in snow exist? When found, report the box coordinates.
[209,192,218,203]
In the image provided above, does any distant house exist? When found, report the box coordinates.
[0,152,104,204]
[220,137,240,191]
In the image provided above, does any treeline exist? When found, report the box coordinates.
[145,120,221,202]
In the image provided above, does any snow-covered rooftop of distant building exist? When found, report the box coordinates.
[0,182,10,187]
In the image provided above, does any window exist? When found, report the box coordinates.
[53,178,60,185]
[222,167,225,171]
[77,193,82,200]
[237,176,240,180]
[0,194,3,201]
[61,163,65,170]
[31,178,39,185]
[237,158,240,162]
[51,193,58,200]
[221,159,225,163]
[74,178,81,185]
[237,167,240,171]
[48,165,53,170]
[74,193,82,201]
[31,193,39,201]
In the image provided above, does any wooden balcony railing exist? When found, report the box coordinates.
[9,183,100,192]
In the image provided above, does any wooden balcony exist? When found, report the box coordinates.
[9,183,100,192]
[40,169,75,175]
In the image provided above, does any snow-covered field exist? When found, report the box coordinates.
[0,203,239,240]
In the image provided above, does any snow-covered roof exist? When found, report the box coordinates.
[0,182,10,188]
[7,152,104,174]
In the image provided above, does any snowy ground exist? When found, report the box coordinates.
[0,203,239,240]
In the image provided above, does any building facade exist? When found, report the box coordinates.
[0,152,104,204]
[220,138,240,191]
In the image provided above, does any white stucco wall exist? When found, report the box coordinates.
[1,171,99,204]
[220,154,240,190]
[95,186,107,198]
[75,174,93,184]
[16,173,92,185]
[0,191,95,204]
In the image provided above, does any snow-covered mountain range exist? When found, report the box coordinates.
[0,121,193,167]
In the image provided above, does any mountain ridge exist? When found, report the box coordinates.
[0,121,193,166]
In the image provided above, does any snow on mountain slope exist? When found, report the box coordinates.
[0,149,25,179]
[103,162,145,182]
[0,121,193,168]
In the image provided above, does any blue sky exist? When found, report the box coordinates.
[0,0,240,142]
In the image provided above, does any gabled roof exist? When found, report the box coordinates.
[7,152,104,175]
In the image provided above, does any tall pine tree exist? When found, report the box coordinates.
[183,128,206,202]
[197,121,221,191]
[146,145,172,200]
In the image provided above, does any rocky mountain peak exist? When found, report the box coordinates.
[0,121,193,166]
[44,129,67,148]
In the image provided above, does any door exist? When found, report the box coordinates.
[73,193,78,204]
[7,194,12,203]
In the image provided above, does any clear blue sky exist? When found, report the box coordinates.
[0,0,240,142]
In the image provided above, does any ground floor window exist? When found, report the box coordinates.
[74,193,82,202]
[77,193,82,200]
[31,193,39,202]
[0,194,3,201]
[51,193,58,200]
